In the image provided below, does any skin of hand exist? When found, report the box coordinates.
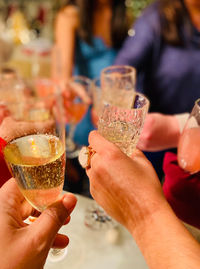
[0,104,10,124]
[86,130,165,231]
[68,81,91,104]
[86,131,200,269]
[63,82,91,108]
[0,116,55,142]
[137,113,180,152]
[62,82,92,123]
[0,178,77,269]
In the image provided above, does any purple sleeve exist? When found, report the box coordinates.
[115,9,158,70]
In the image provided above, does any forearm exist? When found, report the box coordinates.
[54,9,77,81]
[137,113,181,151]
[128,200,200,269]
[163,115,180,148]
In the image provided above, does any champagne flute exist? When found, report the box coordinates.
[65,76,92,158]
[52,45,92,157]
[2,79,67,261]
[178,99,200,174]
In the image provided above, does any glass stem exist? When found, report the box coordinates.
[66,123,76,151]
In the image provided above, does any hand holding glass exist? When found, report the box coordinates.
[2,80,67,261]
[98,93,149,156]
[83,75,149,229]
[3,81,66,211]
[178,99,200,174]
[64,76,91,158]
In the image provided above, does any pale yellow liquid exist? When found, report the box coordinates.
[4,134,65,211]
[98,119,140,157]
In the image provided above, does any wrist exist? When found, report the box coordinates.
[124,192,167,236]
[165,115,180,148]
[127,198,176,265]
[126,198,200,269]
[0,129,10,142]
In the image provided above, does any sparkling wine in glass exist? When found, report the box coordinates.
[178,99,200,174]
[98,92,149,157]
[65,76,91,158]
[2,79,67,260]
[4,134,65,211]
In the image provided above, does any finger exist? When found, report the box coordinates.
[20,200,41,220]
[132,148,147,158]
[62,90,71,99]
[132,148,156,169]
[52,234,69,249]
[63,215,71,225]
[88,130,117,154]
[70,82,91,104]
[30,193,77,244]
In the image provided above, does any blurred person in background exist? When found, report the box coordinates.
[53,0,132,193]
[138,111,200,231]
[86,130,200,269]
[53,0,131,146]
[115,0,200,179]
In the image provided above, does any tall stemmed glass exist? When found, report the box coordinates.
[178,99,200,174]
[2,79,67,261]
[65,76,91,158]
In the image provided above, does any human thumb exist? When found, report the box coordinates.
[30,193,77,244]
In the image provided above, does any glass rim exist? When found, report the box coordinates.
[91,79,149,110]
[69,75,92,86]
[101,65,136,78]
[102,92,149,111]
[0,79,61,105]
[91,77,101,87]
[127,92,149,111]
